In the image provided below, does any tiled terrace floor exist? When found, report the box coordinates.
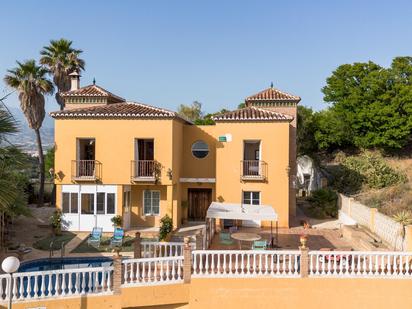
[209,226,354,251]
[5,204,385,264]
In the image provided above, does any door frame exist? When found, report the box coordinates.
[123,186,131,229]
[243,139,261,160]
[188,188,212,221]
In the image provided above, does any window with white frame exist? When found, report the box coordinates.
[242,191,260,205]
[107,193,115,214]
[81,193,95,214]
[97,192,105,214]
[62,192,78,213]
[191,140,209,159]
[62,190,115,215]
[143,190,160,215]
[96,192,115,215]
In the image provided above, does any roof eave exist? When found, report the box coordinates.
[246,98,301,103]
[49,112,193,124]
[212,117,294,123]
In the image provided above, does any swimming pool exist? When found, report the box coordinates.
[19,256,113,272]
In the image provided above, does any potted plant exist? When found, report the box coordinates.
[159,214,173,242]
[50,209,62,236]
[111,215,123,228]
[299,233,308,249]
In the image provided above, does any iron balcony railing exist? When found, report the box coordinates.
[240,160,267,181]
[131,160,158,182]
[71,160,102,181]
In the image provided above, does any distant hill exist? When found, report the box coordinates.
[5,106,54,154]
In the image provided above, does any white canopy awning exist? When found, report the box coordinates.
[206,202,278,221]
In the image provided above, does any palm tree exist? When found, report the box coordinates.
[4,60,54,207]
[40,38,85,110]
[0,102,31,249]
[0,104,18,208]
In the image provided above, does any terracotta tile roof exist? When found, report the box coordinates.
[61,84,125,102]
[245,87,301,103]
[212,106,293,122]
[50,102,192,123]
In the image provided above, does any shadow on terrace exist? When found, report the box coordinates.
[208,226,354,251]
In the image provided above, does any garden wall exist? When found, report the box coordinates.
[338,194,409,251]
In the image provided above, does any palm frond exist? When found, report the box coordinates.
[39,38,85,94]
[0,107,18,136]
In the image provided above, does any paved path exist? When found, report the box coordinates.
[63,232,88,254]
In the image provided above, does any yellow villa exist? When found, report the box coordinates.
[50,72,300,232]
[4,75,412,309]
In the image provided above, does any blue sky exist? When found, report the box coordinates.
[1,0,412,117]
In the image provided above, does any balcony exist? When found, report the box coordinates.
[72,160,102,182]
[131,160,159,182]
[240,160,267,181]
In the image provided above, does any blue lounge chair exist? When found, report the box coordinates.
[87,227,103,247]
[252,240,267,250]
[110,228,125,247]
[219,232,233,245]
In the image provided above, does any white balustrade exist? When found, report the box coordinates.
[123,256,184,286]
[141,242,194,258]
[192,250,301,278]
[0,267,113,301]
[309,251,412,278]
[0,275,9,301]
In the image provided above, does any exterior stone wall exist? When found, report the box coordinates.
[339,194,406,250]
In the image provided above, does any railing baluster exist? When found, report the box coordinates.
[306,251,412,278]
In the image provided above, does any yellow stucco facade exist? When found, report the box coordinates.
[6,278,412,309]
[53,84,297,231]
[54,116,292,229]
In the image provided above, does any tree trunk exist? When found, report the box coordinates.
[55,92,64,111]
[35,128,45,207]
[0,212,3,252]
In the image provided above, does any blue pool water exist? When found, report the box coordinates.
[13,257,114,298]
[19,256,113,272]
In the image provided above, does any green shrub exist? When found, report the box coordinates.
[307,188,338,218]
[328,151,406,194]
[343,152,406,189]
[327,164,364,195]
[159,214,173,241]
[49,209,62,235]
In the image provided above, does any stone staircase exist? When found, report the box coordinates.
[341,225,387,251]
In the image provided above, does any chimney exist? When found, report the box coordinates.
[69,70,80,91]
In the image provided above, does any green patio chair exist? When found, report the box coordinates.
[219,232,233,245]
[87,227,103,247]
[252,240,267,250]
[110,228,125,248]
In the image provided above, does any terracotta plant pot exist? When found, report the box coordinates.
[300,235,308,248]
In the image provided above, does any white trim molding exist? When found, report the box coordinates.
[179,178,216,183]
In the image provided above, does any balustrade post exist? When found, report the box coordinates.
[370,208,377,233]
[299,246,309,278]
[112,251,122,295]
[183,237,192,283]
[348,197,353,217]
[196,230,203,250]
[134,232,142,258]
[404,225,412,252]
